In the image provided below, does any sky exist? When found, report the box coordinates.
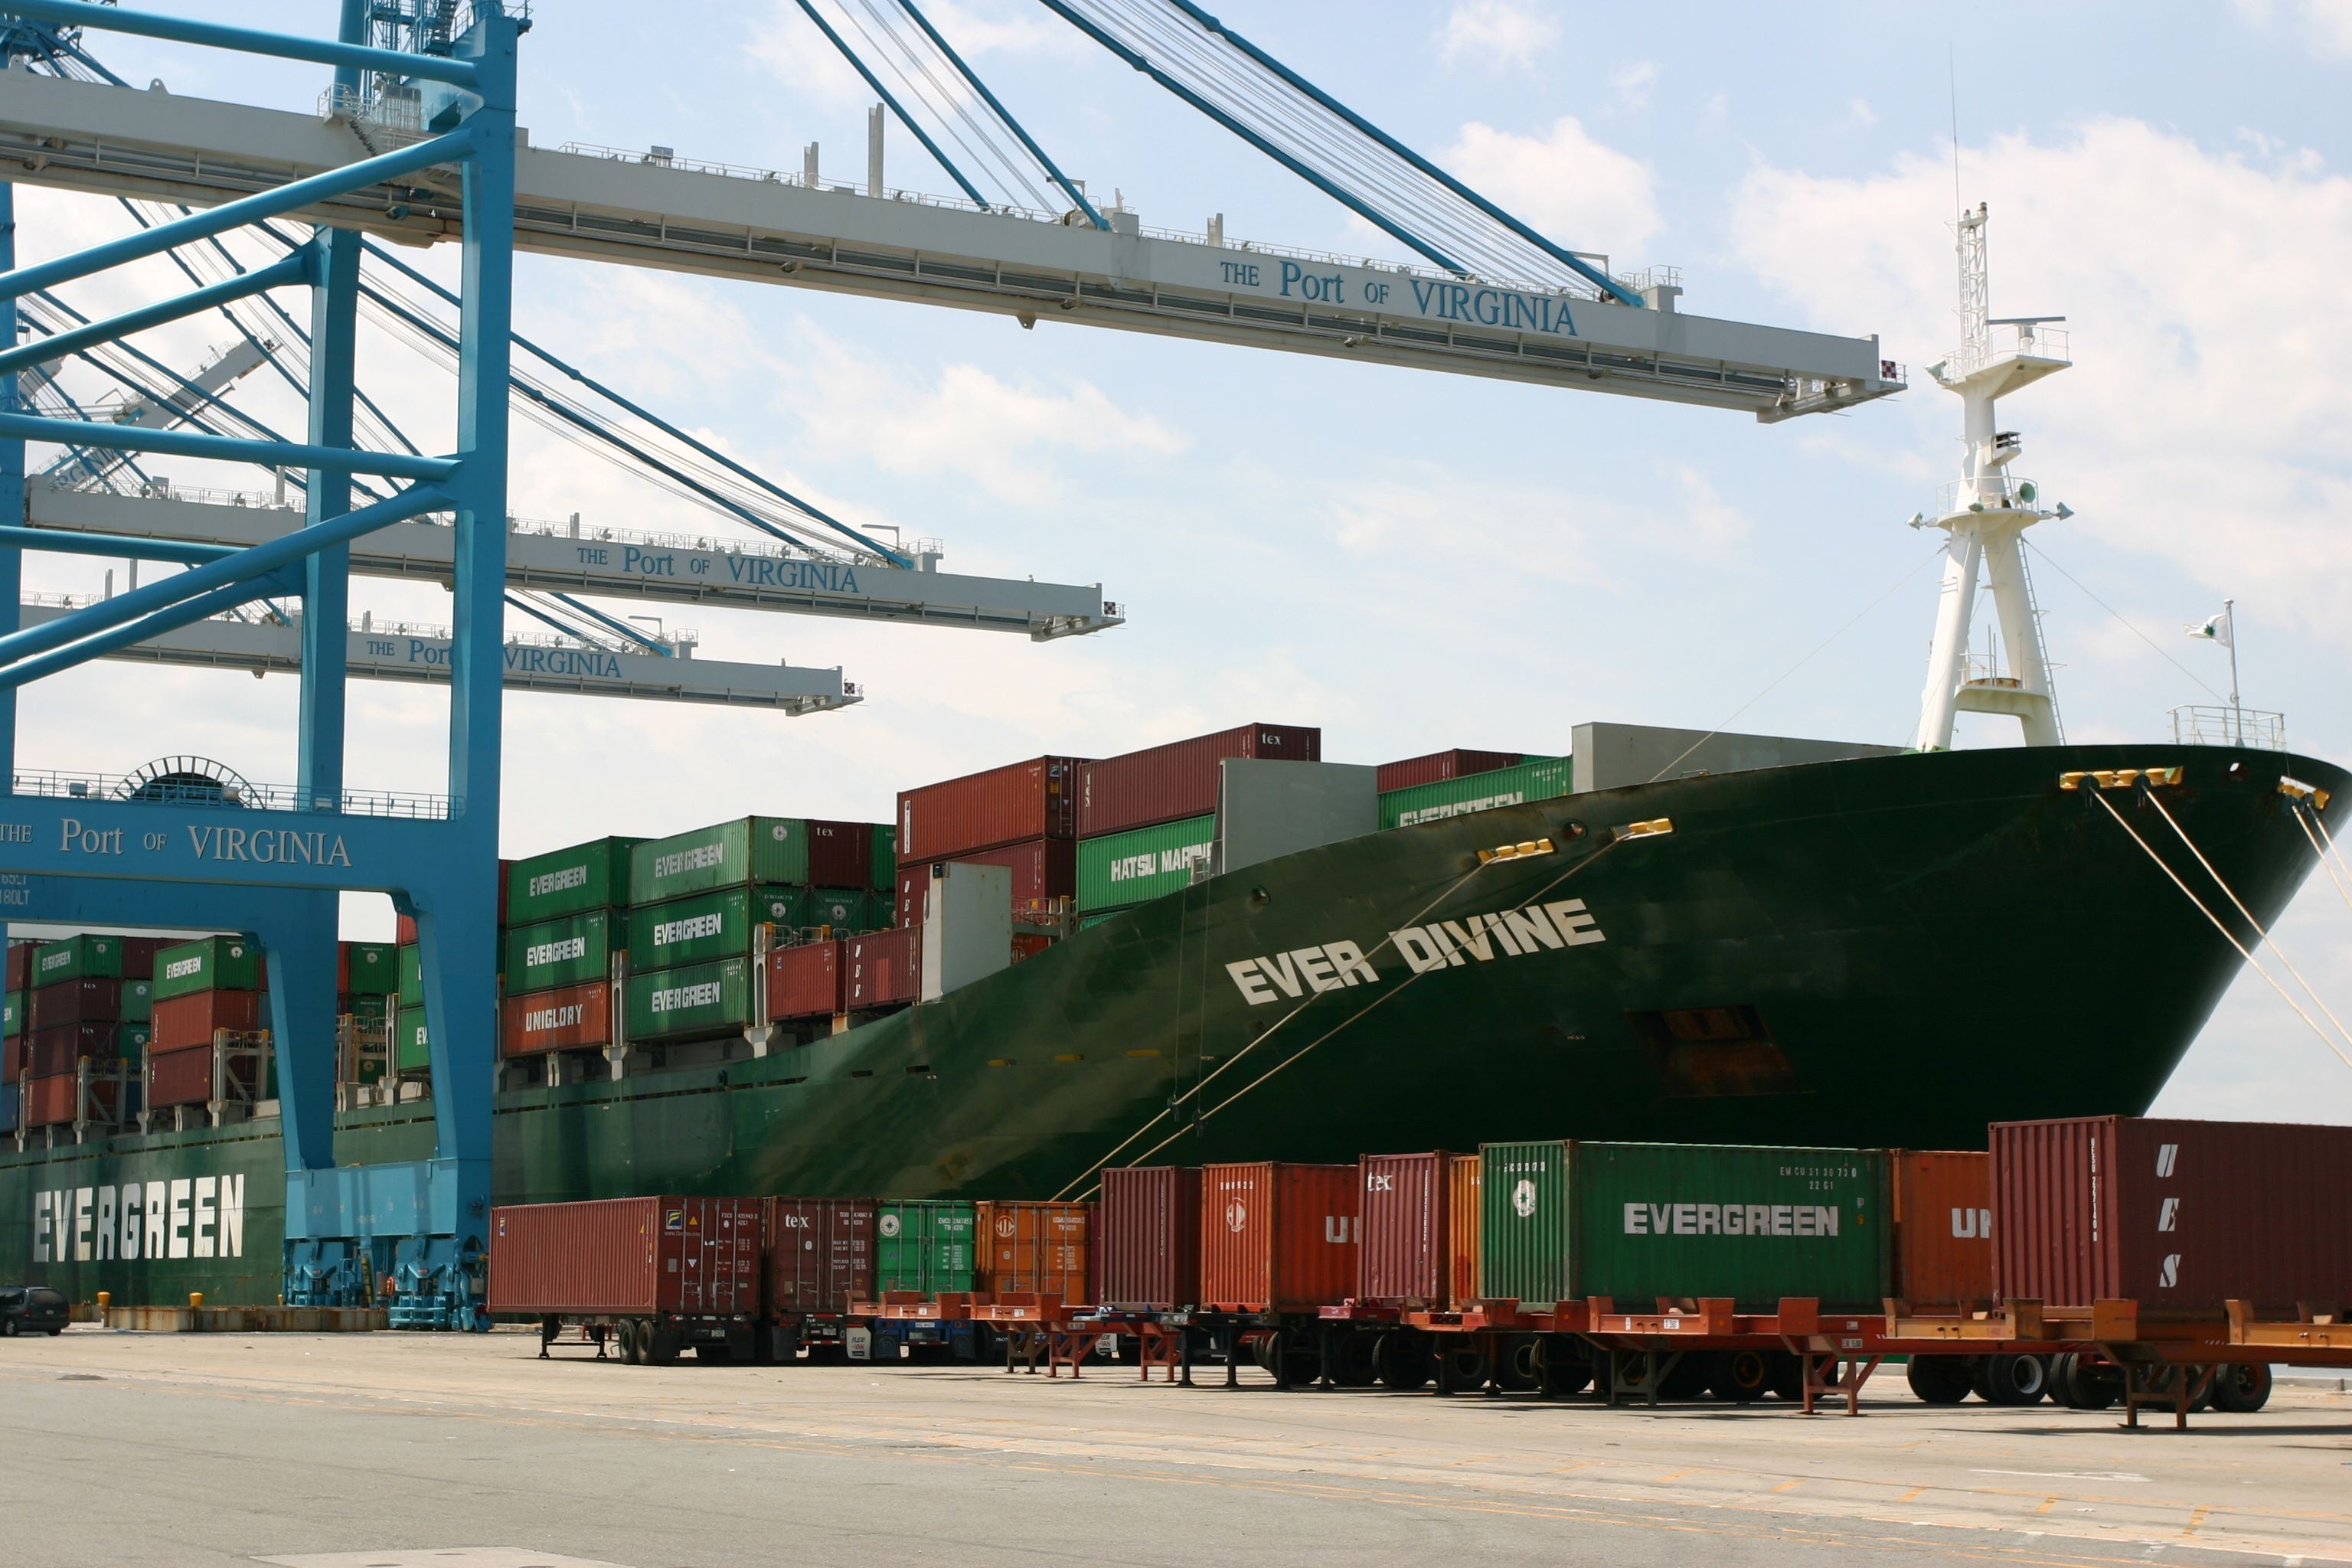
[9,0,2352,1122]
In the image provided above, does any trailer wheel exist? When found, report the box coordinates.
[1374,1332,1431,1390]
[1765,1350,1804,1402]
[1534,1337,1592,1397]
[1328,1331,1380,1389]
[1660,1351,1714,1401]
[2209,1362,2272,1413]
[1491,1335,1540,1393]
[646,1325,682,1366]
[2051,1352,2118,1410]
[1437,1342,1491,1394]
[1971,1353,2049,1406]
[616,1318,642,1365]
[1712,1348,1772,1403]
[1905,1355,1974,1405]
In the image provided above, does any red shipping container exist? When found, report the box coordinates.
[766,939,842,1021]
[894,836,1076,926]
[1994,1116,2352,1315]
[1078,723,1321,838]
[805,819,876,887]
[5,941,31,991]
[1099,1166,1202,1310]
[844,928,920,1009]
[1892,1150,1994,1310]
[501,981,613,1057]
[147,1043,229,1109]
[1358,1151,1453,1308]
[1009,933,1052,964]
[152,988,267,1052]
[975,1200,1090,1302]
[1199,1161,1358,1314]
[397,913,419,945]
[764,1197,875,1315]
[30,978,121,1030]
[24,1073,80,1127]
[119,936,166,979]
[488,1197,763,1316]
[1449,1154,1481,1308]
[1,1034,20,1086]
[897,756,1084,864]
[28,1021,116,1077]
[1375,749,1524,793]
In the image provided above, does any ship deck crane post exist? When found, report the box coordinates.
[0,0,525,1327]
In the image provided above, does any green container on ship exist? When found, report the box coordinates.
[875,1200,978,1295]
[1076,812,1216,912]
[631,818,813,904]
[344,992,393,1024]
[34,934,122,985]
[503,910,614,993]
[154,936,263,1001]
[341,941,398,997]
[869,825,897,890]
[2,990,22,1036]
[119,978,154,1023]
[627,887,805,974]
[506,836,643,926]
[397,943,423,1007]
[625,956,752,1040]
[1380,756,1573,831]
[118,1023,152,1063]
[806,887,871,932]
[1479,1141,1890,1310]
[394,1008,430,1072]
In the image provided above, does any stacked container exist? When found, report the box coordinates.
[150,936,268,1109]
[1,942,27,1117]
[1098,1166,1203,1311]
[499,837,640,1060]
[1198,1161,1358,1315]
[338,940,397,1084]
[24,936,125,1127]
[894,756,1083,930]
[1071,724,1317,923]
[394,939,428,1073]
[766,939,842,1024]
[1378,756,1573,831]
[1374,748,1525,793]
[1075,815,1216,918]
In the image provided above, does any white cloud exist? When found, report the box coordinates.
[2233,0,2352,55]
[1436,0,1559,67]
[1728,118,2352,653]
[1844,98,1879,129]
[1609,60,1659,110]
[1443,116,1661,255]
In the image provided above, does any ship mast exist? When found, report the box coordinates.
[1912,203,2074,751]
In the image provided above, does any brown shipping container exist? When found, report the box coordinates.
[119,936,166,979]
[1375,749,1524,793]
[1199,1161,1358,1314]
[488,1197,763,1316]
[152,989,267,1052]
[1,1034,20,1086]
[30,979,121,1030]
[1994,1116,2352,1314]
[1891,1150,1994,1309]
[1079,723,1321,838]
[1357,1152,1452,1307]
[767,939,843,1020]
[1448,1153,1481,1308]
[1099,1166,1202,1310]
[764,1197,875,1316]
[147,1044,237,1109]
[975,1200,1090,1302]
[844,928,920,1009]
[897,756,1084,864]
[894,837,1077,926]
[5,942,30,991]
[397,913,418,946]
[500,981,612,1057]
[805,819,875,887]
[24,1073,82,1127]
[28,1022,116,1077]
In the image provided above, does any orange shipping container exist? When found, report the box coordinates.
[975,1200,1089,1302]
[1890,1150,1994,1309]
[1448,1153,1481,1308]
[1199,1161,1357,1314]
[500,981,612,1057]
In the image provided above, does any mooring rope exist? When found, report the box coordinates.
[2089,789,2352,1073]
[2296,801,2352,923]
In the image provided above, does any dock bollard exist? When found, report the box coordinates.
[188,1292,204,1309]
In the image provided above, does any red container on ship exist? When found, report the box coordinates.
[1993,1116,2352,1315]
[1357,1152,1454,1308]
[30,978,121,1030]
[5,942,30,992]
[975,1200,1089,1302]
[805,819,876,887]
[897,756,1083,863]
[1199,1161,1358,1315]
[152,989,267,1053]
[893,837,1076,926]
[1891,1150,1994,1310]
[488,1197,763,1316]
[28,1021,116,1077]
[843,928,920,1009]
[1374,749,1524,793]
[119,936,165,978]
[763,1197,875,1315]
[1,1034,21,1086]
[767,939,843,1020]
[1078,723,1321,838]
[24,1073,80,1128]
[147,1044,229,1109]
[1099,1166,1202,1310]
[500,982,612,1057]
[397,913,418,945]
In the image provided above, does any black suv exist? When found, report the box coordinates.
[0,1285,70,1336]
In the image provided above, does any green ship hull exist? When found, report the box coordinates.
[5,742,2343,1305]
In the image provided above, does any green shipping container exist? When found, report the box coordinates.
[505,836,643,926]
[503,910,615,992]
[1076,812,1217,912]
[119,1023,152,1062]
[2,990,22,1035]
[629,818,811,904]
[875,1200,978,1295]
[34,934,122,985]
[119,978,154,1023]
[1480,1142,1890,1310]
[343,992,393,1023]
[1380,756,1573,831]
[807,887,870,932]
[624,956,752,1040]
[869,825,897,891]
[626,886,805,974]
[398,943,423,1007]
[394,1008,430,1072]
[342,941,399,996]
[155,936,263,1001]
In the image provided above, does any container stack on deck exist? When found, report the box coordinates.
[498,836,638,1063]
[1073,724,1320,926]
[1375,753,1572,829]
[21,936,155,1129]
[149,936,270,1113]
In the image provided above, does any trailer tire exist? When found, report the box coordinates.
[2209,1362,2272,1413]
[1374,1332,1431,1390]
[646,1326,681,1366]
[1971,1353,2049,1406]
[1493,1336,1541,1393]
[1437,1343,1491,1394]
[612,1318,638,1365]
[1660,1351,1713,1401]
[1906,1355,1974,1405]
[2051,1352,2118,1410]
[1329,1331,1380,1389]
[1712,1348,1772,1403]
[1535,1337,1592,1397]
[1765,1350,1805,1402]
